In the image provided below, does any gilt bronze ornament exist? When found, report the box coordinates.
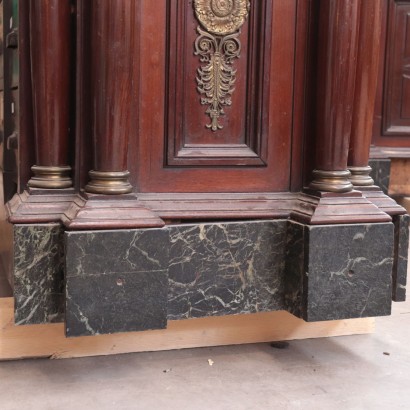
[194,0,250,131]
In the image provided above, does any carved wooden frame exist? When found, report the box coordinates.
[383,0,410,135]
[165,0,273,167]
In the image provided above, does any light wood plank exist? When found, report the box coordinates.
[388,158,410,196]
[0,297,374,361]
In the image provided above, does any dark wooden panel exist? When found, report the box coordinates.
[29,0,71,167]
[18,0,36,190]
[383,0,410,135]
[137,0,302,193]
[3,0,19,200]
[348,0,383,175]
[166,0,272,166]
[403,75,410,119]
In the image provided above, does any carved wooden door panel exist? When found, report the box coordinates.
[384,0,410,135]
[135,0,302,193]
[372,0,410,147]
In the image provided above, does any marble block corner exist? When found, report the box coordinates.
[284,220,306,317]
[65,228,169,337]
[13,224,65,325]
[304,223,394,321]
[392,214,409,302]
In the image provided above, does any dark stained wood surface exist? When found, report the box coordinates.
[7,190,78,223]
[314,0,360,172]
[360,189,406,216]
[61,194,165,230]
[74,0,91,190]
[291,0,312,191]
[347,1,406,216]
[136,0,300,193]
[372,0,410,150]
[89,0,138,173]
[17,1,35,190]
[291,190,392,225]
[9,189,394,227]
[29,0,71,167]
[383,0,410,135]
[9,0,400,226]
[348,0,383,167]
[166,0,272,167]
[137,192,295,220]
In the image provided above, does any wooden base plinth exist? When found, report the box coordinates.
[359,186,406,216]
[396,197,410,215]
[62,194,165,230]
[0,298,375,361]
[291,190,392,225]
[6,190,78,224]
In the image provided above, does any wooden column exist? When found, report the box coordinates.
[348,0,382,187]
[346,0,405,216]
[309,0,360,193]
[27,0,72,189]
[85,0,134,195]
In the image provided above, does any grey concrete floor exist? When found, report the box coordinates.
[1,298,410,410]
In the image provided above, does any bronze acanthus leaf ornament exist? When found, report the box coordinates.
[194,0,250,131]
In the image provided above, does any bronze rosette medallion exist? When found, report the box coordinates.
[194,0,250,36]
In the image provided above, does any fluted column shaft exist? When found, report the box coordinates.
[85,0,135,195]
[28,0,72,189]
[309,0,361,193]
[348,0,383,187]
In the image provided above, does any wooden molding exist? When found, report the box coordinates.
[28,0,73,188]
[6,189,401,227]
[360,187,406,216]
[0,297,375,361]
[6,190,79,224]
[61,194,165,230]
[370,146,410,159]
[291,190,392,225]
[138,192,295,220]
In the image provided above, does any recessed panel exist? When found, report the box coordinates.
[384,2,410,134]
[166,1,272,166]
[137,0,301,193]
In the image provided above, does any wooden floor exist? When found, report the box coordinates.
[0,297,374,360]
